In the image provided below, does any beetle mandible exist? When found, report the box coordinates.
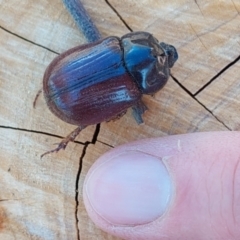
[40,0,178,157]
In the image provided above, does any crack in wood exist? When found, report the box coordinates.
[194,55,240,96]
[0,124,101,239]
[0,25,59,55]
[97,140,114,148]
[170,74,231,130]
[0,125,85,145]
[75,144,86,240]
[99,1,239,132]
[194,99,231,130]
[105,0,133,32]
[74,123,100,240]
[91,124,101,144]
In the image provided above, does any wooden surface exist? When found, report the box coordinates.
[0,0,239,239]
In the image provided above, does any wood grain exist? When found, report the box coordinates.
[108,0,240,93]
[0,0,239,239]
[197,61,240,130]
[0,0,127,52]
[0,128,84,239]
[0,27,96,143]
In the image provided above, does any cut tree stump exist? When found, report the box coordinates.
[0,0,239,239]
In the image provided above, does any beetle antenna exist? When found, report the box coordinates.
[62,0,102,42]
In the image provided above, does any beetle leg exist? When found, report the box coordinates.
[33,89,42,108]
[132,101,148,124]
[41,126,86,158]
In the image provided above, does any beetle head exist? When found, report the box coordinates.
[121,32,178,94]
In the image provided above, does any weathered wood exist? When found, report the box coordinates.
[0,0,127,52]
[0,0,239,239]
[197,61,240,130]
[109,0,240,94]
[0,128,84,239]
[0,27,96,143]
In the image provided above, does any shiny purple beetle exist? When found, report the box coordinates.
[41,0,178,156]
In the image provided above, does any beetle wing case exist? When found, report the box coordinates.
[43,37,141,126]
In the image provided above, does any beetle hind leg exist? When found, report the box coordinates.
[41,126,86,158]
[132,101,148,124]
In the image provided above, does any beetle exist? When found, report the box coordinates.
[39,0,178,157]
[41,31,178,157]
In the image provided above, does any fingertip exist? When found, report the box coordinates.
[84,151,172,225]
[83,132,240,240]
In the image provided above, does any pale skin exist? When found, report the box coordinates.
[83,131,240,240]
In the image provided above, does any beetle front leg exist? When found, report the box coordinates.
[132,101,148,124]
[41,125,86,158]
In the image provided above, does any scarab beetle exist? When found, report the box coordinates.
[41,31,178,157]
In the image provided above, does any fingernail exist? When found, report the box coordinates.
[85,151,172,226]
